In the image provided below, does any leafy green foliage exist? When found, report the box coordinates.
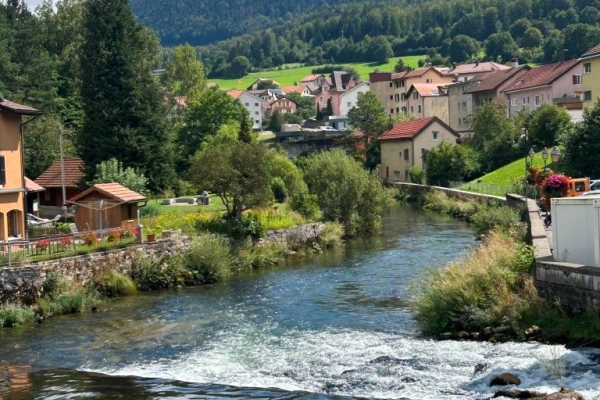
[182,233,235,282]
[303,149,391,236]
[131,253,194,290]
[425,143,478,187]
[271,177,288,203]
[0,305,35,328]
[563,98,600,177]
[290,192,320,220]
[409,167,424,184]
[528,103,574,148]
[95,270,138,297]
[90,158,148,193]
[197,214,264,240]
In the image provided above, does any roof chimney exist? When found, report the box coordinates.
[510,58,518,68]
[562,49,569,61]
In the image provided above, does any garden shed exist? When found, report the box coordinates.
[67,183,146,231]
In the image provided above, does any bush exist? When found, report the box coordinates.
[131,253,194,290]
[247,207,303,230]
[471,204,523,237]
[0,305,35,328]
[182,234,235,282]
[318,222,344,248]
[409,167,424,184]
[290,192,320,220]
[234,239,288,272]
[197,214,264,240]
[270,177,288,203]
[95,270,138,297]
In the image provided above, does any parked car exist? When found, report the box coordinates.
[27,213,52,226]
[581,190,600,197]
[590,180,600,190]
[317,126,337,131]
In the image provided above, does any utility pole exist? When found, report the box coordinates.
[59,129,68,221]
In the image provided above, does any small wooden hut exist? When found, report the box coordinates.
[67,183,146,231]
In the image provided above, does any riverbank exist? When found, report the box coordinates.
[402,188,600,348]
[0,222,344,328]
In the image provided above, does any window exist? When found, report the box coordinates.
[573,74,582,84]
[244,102,249,106]
[412,92,418,99]
[395,94,400,102]
[255,103,259,106]
[510,98,517,106]
[522,97,526,105]
[426,79,431,83]
[462,102,466,109]
[432,131,439,140]
[390,95,393,100]
[584,63,591,74]
[410,106,414,113]
[400,80,405,87]
[390,108,394,114]
[389,82,393,87]
[534,95,540,106]
[255,111,259,115]
[584,90,592,101]
[347,102,352,107]
[405,170,410,180]
[418,105,422,113]
[402,106,407,114]
[255,119,260,124]
[0,156,5,185]
[394,171,400,181]
[404,149,409,160]
[458,118,462,125]
[401,93,406,101]
[396,107,399,113]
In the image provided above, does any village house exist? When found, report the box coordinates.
[447,65,530,134]
[34,158,85,218]
[267,96,299,114]
[502,59,581,118]
[0,98,42,241]
[379,116,459,183]
[314,71,359,117]
[281,85,313,97]
[579,43,600,110]
[300,74,325,93]
[328,81,371,130]
[445,61,511,82]
[405,83,449,123]
[246,78,280,91]
[226,89,265,130]
[369,66,455,118]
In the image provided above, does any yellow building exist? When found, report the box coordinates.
[0,98,42,241]
[380,117,459,182]
[579,43,600,109]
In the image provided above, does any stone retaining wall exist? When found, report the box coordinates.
[0,224,329,305]
[392,182,506,203]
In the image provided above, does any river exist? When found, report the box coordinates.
[0,204,599,399]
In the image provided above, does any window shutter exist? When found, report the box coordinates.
[573,75,577,84]
[0,156,5,185]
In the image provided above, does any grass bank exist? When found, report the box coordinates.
[209,55,424,89]
[410,190,600,344]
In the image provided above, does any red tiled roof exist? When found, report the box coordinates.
[226,89,244,99]
[281,85,307,94]
[447,62,509,75]
[379,117,437,140]
[502,60,580,93]
[25,177,45,192]
[34,158,85,188]
[408,83,445,97]
[581,43,600,59]
[68,183,146,204]
[0,99,42,115]
[300,74,323,82]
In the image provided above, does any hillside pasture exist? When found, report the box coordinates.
[209,55,425,89]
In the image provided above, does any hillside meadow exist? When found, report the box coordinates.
[209,55,425,89]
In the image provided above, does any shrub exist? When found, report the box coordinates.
[82,232,99,247]
[58,236,74,251]
[197,214,264,240]
[234,239,288,272]
[131,253,194,290]
[0,305,35,328]
[471,204,523,237]
[409,167,424,184]
[247,207,303,230]
[120,227,137,239]
[414,233,536,335]
[270,177,288,203]
[106,229,121,243]
[36,239,50,253]
[96,270,137,297]
[318,222,344,248]
[182,234,235,282]
[290,192,320,220]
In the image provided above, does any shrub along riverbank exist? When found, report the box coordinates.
[0,222,344,329]
[406,189,600,346]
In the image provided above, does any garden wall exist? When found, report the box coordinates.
[0,223,327,305]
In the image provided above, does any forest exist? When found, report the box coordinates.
[180,0,600,77]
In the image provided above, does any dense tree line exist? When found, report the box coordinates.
[191,0,600,77]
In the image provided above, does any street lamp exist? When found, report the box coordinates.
[525,147,535,199]
[551,146,562,170]
[541,147,549,169]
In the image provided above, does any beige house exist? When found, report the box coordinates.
[405,84,449,123]
[379,116,459,182]
[0,99,42,241]
[369,67,455,118]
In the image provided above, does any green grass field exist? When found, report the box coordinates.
[209,55,425,89]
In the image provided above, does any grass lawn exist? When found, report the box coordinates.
[141,195,225,217]
[209,55,425,89]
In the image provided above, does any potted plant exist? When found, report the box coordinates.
[145,224,163,243]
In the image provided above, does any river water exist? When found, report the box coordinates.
[0,204,599,399]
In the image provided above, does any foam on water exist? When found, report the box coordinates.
[95,325,600,400]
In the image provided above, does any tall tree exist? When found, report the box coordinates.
[78,0,174,192]
[528,103,573,148]
[163,43,207,107]
[563,99,600,177]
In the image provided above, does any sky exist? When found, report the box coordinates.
[24,0,45,10]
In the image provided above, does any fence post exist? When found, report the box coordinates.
[7,242,11,268]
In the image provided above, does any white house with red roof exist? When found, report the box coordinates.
[226,89,265,129]
[445,61,511,82]
[501,59,581,118]
[379,116,459,182]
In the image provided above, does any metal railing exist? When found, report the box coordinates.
[0,226,142,268]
